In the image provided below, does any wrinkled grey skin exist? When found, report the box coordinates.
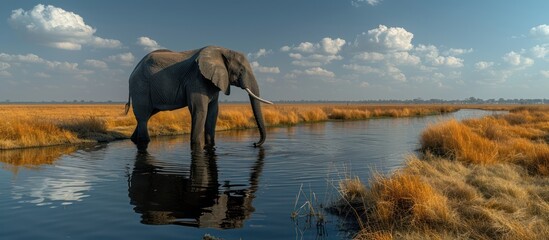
[126,46,266,152]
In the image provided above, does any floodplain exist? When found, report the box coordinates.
[1,103,547,239]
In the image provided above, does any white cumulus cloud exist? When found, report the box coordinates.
[0,62,11,78]
[503,51,521,65]
[475,61,494,70]
[248,49,272,59]
[442,56,464,68]
[351,0,382,7]
[346,63,406,82]
[106,52,135,67]
[530,24,549,37]
[289,53,303,59]
[387,65,406,82]
[355,25,414,52]
[292,54,343,67]
[295,42,316,53]
[0,53,45,63]
[531,44,549,59]
[503,51,534,67]
[320,38,346,55]
[137,37,164,52]
[288,37,346,55]
[0,62,10,71]
[46,61,80,72]
[445,48,473,56]
[415,44,464,68]
[354,52,385,62]
[0,52,89,76]
[354,48,420,67]
[251,61,280,74]
[304,67,335,78]
[343,64,381,74]
[284,37,346,67]
[388,52,421,65]
[9,4,121,50]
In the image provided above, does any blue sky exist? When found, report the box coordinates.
[1,1,549,102]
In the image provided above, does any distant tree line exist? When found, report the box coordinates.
[3,99,116,104]
[2,97,548,105]
[274,97,549,105]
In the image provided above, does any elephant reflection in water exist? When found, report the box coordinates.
[128,149,264,229]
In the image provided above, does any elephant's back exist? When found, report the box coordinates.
[144,50,196,72]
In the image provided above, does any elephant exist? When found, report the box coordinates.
[125,46,273,152]
[128,149,265,228]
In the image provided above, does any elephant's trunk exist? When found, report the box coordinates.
[247,83,266,147]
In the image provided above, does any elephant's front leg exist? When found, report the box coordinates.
[189,107,207,151]
[188,91,211,151]
[204,93,219,150]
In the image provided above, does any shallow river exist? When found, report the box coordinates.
[0,109,502,240]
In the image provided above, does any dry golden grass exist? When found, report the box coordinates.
[0,119,81,149]
[334,106,549,239]
[0,103,467,149]
[338,176,367,202]
[0,104,129,149]
[367,173,455,228]
[420,119,500,165]
[421,107,549,175]
[337,156,549,239]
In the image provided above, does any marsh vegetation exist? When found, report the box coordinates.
[0,103,463,149]
[3,103,547,239]
[333,106,549,239]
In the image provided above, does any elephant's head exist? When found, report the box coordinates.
[197,46,272,147]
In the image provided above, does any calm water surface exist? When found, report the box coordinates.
[0,110,502,240]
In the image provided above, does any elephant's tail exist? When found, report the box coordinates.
[124,95,131,115]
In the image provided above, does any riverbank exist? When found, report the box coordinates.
[0,103,467,150]
[332,106,549,239]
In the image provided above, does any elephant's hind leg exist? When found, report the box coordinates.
[131,120,150,153]
[131,109,156,153]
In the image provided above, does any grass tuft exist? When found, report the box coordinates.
[420,119,499,165]
[368,173,454,228]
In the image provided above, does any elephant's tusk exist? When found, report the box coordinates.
[245,88,274,105]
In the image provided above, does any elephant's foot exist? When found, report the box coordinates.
[132,137,149,153]
[204,144,216,152]
[131,124,150,152]
[191,142,216,153]
[137,142,149,153]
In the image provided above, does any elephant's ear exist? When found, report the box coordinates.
[196,46,230,95]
